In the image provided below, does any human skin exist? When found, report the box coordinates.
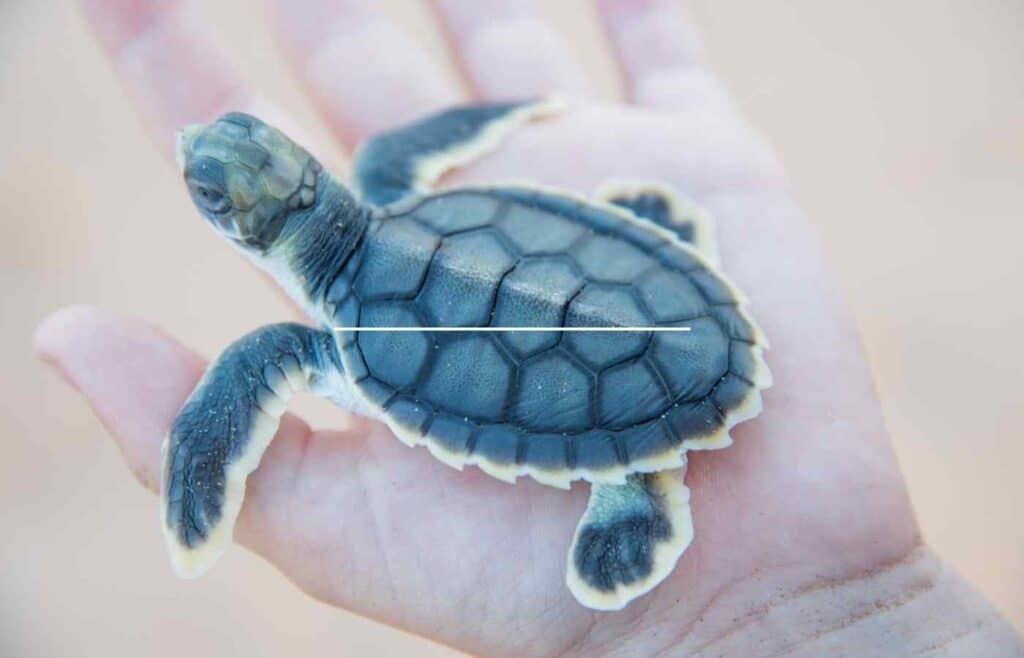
[35,1,1023,656]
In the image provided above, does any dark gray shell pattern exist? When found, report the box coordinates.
[329,186,770,489]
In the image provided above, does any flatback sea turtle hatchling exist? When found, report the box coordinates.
[168,99,771,610]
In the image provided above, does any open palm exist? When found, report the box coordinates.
[36,2,930,656]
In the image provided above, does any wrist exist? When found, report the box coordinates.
[566,547,1022,657]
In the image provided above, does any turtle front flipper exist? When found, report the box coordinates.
[567,470,693,611]
[352,98,565,206]
[162,323,339,577]
[597,182,720,263]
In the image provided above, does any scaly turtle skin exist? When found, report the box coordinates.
[167,100,770,610]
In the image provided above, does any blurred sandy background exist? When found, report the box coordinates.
[2,1,1021,656]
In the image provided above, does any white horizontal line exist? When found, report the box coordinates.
[332,326,691,333]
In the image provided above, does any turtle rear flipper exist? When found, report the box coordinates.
[598,182,719,263]
[567,470,693,611]
[162,323,339,577]
[352,98,565,206]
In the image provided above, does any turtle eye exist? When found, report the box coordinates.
[190,182,231,215]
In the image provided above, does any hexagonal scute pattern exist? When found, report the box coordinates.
[414,193,502,235]
[638,270,708,322]
[417,229,517,327]
[344,187,764,475]
[354,218,440,300]
[512,351,593,433]
[599,361,671,429]
[565,285,651,370]
[492,257,584,358]
[650,317,729,401]
[498,205,585,254]
[358,303,430,389]
[573,233,656,283]
[418,336,513,421]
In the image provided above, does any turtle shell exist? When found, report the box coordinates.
[326,187,770,486]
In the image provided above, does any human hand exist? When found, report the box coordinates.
[36,1,1022,655]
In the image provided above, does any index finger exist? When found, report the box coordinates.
[595,0,734,112]
[270,0,466,148]
[80,0,306,152]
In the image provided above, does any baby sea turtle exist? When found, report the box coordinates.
[168,100,770,610]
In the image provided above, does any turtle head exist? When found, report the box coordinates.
[176,113,321,252]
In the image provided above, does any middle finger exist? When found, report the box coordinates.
[271,0,466,148]
[430,0,593,100]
